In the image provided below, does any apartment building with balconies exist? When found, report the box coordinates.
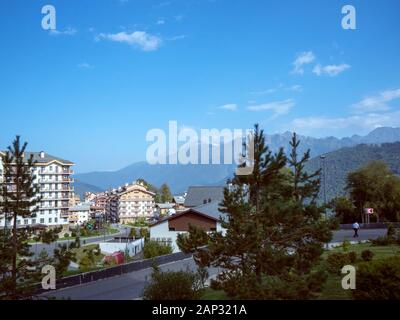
[0,151,74,229]
[105,182,156,224]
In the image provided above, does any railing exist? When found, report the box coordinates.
[35,251,192,294]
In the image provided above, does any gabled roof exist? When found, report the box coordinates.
[118,183,156,197]
[150,200,225,227]
[156,203,175,209]
[173,196,185,205]
[190,201,226,221]
[184,186,225,207]
[0,151,74,165]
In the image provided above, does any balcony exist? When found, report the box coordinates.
[41,195,70,201]
[61,186,74,192]
[60,210,69,218]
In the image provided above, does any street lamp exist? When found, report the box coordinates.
[320,155,327,220]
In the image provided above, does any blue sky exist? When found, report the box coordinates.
[1,0,399,172]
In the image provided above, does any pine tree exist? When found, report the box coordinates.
[0,136,41,299]
[180,125,332,299]
[160,183,172,203]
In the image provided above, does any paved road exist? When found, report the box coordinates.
[40,228,387,300]
[331,228,386,243]
[43,258,221,300]
[30,225,131,258]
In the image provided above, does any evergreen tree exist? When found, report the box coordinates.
[0,136,41,299]
[53,244,76,278]
[159,183,173,203]
[179,125,332,299]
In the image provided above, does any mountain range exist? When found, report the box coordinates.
[74,127,400,197]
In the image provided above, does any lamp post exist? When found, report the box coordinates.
[320,155,327,220]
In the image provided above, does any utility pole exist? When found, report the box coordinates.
[320,155,327,220]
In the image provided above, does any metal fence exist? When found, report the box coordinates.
[36,251,192,294]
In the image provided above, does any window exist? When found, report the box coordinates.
[40,218,44,224]
[24,219,28,225]
[16,220,21,225]
[49,218,52,223]
[55,218,58,223]
[32,219,36,224]
[169,227,175,231]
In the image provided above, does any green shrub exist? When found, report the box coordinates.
[342,239,351,252]
[79,256,93,269]
[387,224,395,238]
[71,231,76,238]
[353,256,400,300]
[63,233,69,238]
[143,265,203,300]
[371,236,391,246]
[143,241,173,259]
[348,251,357,263]
[326,252,351,275]
[361,250,374,262]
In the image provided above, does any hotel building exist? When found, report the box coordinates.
[105,182,156,224]
[0,151,74,229]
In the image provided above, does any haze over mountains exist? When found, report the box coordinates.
[75,127,400,197]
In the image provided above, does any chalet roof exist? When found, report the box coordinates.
[184,186,225,207]
[150,200,226,227]
[156,203,175,209]
[173,196,185,205]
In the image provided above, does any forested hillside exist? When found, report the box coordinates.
[305,142,400,202]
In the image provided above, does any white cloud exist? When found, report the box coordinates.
[250,88,277,95]
[313,63,350,76]
[247,99,295,118]
[166,35,187,41]
[157,19,165,25]
[287,85,303,92]
[283,88,400,136]
[49,27,77,36]
[78,63,94,69]
[96,31,162,51]
[292,51,315,75]
[286,111,400,136]
[219,104,238,111]
[351,89,400,114]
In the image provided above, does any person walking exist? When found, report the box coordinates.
[352,221,360,238]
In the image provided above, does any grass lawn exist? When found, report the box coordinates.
[201,288,229,300]
[28,228,120,244]
[72,244,104,263]
[201,242,400,300]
